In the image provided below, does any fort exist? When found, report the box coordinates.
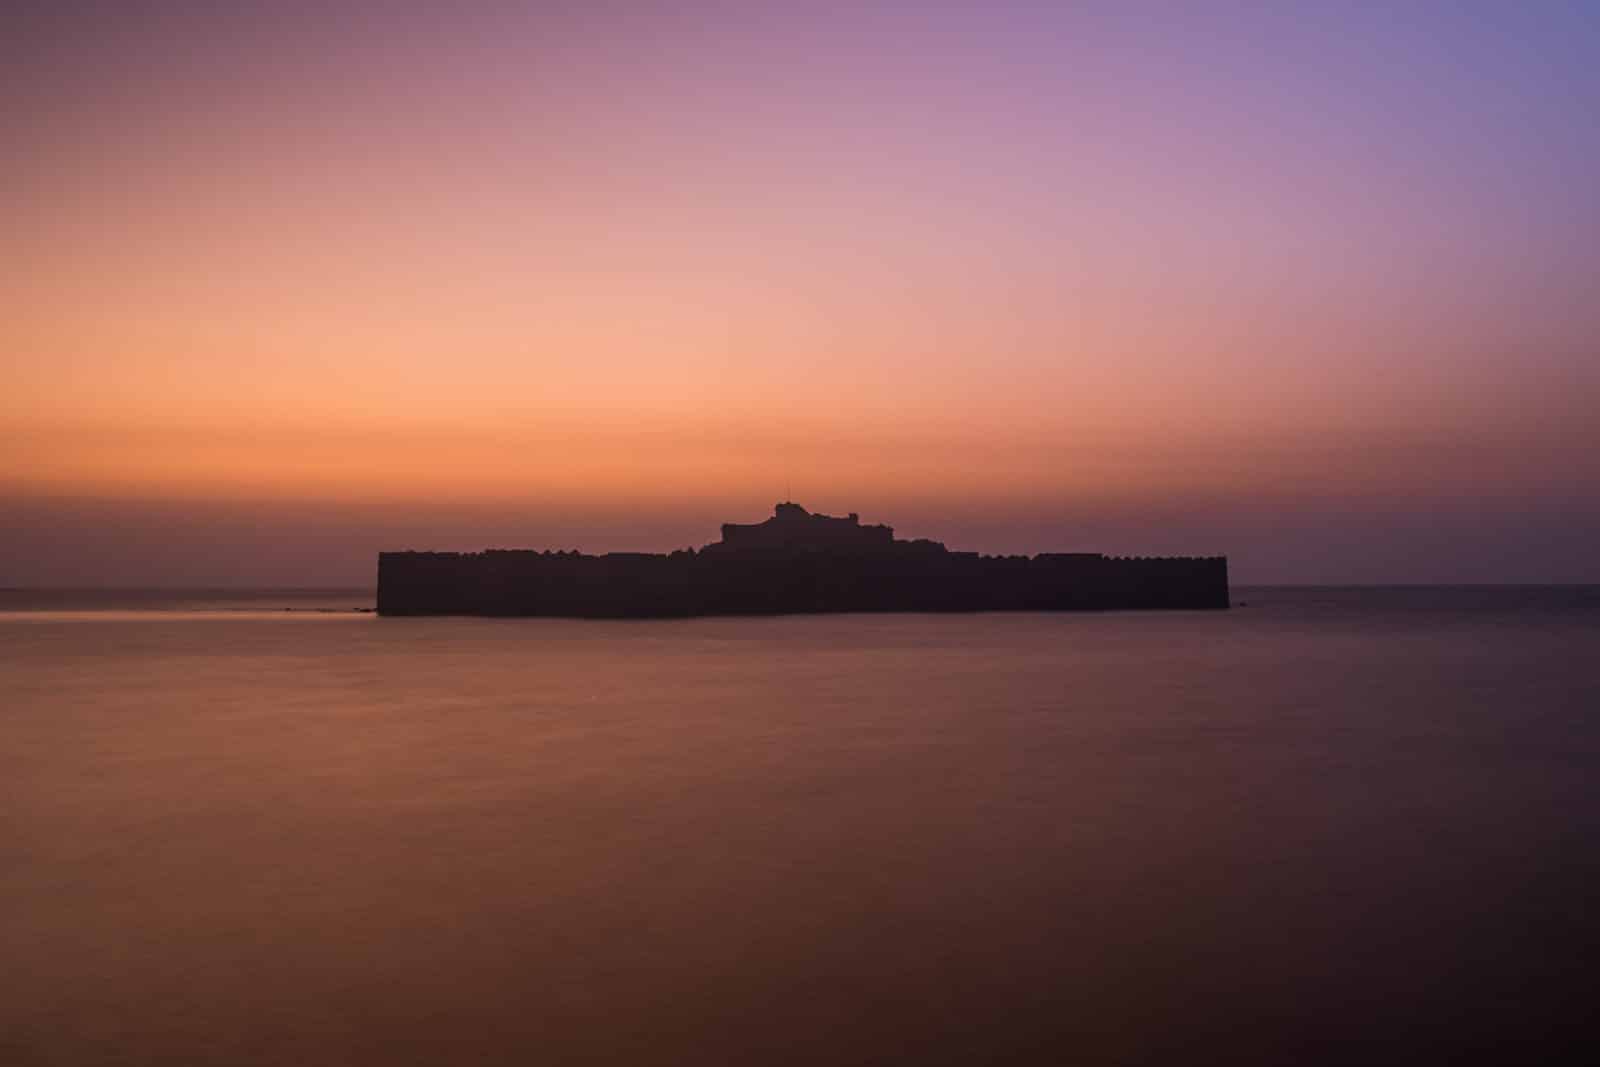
[377,503,1229,617]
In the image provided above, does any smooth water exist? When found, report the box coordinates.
[3,588,1598,1064]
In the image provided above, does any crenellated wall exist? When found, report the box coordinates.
[377,544,1229,617]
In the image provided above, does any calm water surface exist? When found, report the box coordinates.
[3,588,1598,1064]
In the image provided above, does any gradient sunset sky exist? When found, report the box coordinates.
[6,2,1598,584]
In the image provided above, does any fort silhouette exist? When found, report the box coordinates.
[377,503,1229,617]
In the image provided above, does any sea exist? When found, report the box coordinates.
[3,587,1598,1065]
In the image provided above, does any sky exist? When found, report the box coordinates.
[4,1,1598,585]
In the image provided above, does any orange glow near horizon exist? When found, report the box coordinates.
[6,5,1600,582]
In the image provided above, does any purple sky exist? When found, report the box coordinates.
[5,2,1599,584]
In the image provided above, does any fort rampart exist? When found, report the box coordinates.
[377,505,1228,617]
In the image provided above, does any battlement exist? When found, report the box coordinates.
[376,504,1228,617]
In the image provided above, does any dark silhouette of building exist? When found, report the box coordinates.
[377,503,1229,617]
[713,502,894,553]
